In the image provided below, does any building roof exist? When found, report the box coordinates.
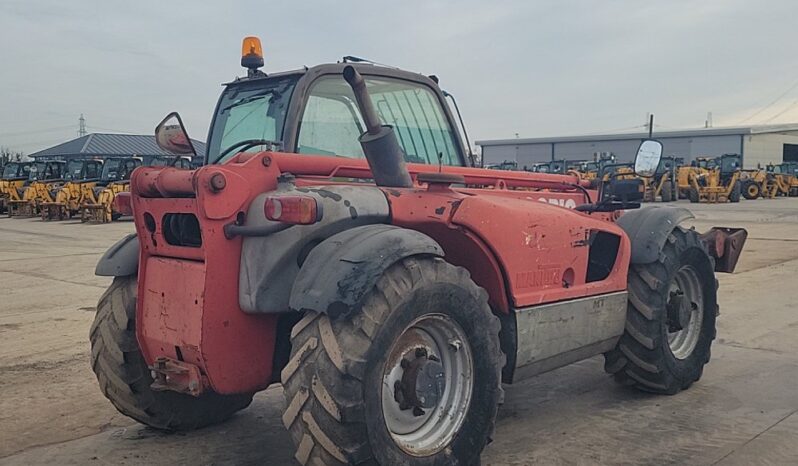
[476,123,798,147]
[28,133,206,159]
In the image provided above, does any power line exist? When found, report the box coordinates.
[763,98,798,124]
[0,125,74,137]
[86,125,142,135]
[739,76,798,124]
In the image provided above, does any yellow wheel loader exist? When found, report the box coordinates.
[41,159,104,221]
[686,154,742,203]
[0,162,32,214]
[7,161,66,217]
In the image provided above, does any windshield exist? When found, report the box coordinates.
[64,160,83,180]
[3,163,25,178]
[101,159,122,180]
[207,76,298,164]
[28,162,47,181]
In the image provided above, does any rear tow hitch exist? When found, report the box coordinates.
[149,357,207,397]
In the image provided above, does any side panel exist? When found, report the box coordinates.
[451,195,630,308]
[513,291,628,380]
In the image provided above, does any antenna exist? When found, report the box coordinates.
[78,114,87,137]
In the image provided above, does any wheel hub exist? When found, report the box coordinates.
[394,348,446,413]
[381,314,474,456]
[666,290,691,332]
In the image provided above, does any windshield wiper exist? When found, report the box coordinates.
[215,139,282,164]
[219,90,276,114]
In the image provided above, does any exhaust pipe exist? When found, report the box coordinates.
[342,65,413,188]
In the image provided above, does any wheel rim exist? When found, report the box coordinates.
[748,185,758,197]
[666,265,704,359]
[381,314,474,457]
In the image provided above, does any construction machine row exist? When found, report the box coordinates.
[488,153,798,204]
[0,156,193,222]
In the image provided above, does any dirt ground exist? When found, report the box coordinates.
[1,199,797,465]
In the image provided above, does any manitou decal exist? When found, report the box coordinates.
[537,197,577,209]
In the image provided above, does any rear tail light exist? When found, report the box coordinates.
[114,192,132,216]
[264,196,321,225]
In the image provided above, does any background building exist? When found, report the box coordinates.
[28,133,206,165]
[477,124,798,169]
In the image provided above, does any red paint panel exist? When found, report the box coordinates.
[451,195,630,307]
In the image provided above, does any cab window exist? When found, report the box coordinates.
[297,76,462,166]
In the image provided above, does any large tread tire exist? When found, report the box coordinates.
[729,181,741,203]
[89,276,253,430]
[604,227,717,394]
[688,188,699,203]
[282,256,503,466]
[741,180,759,200]
[661,181,673,202]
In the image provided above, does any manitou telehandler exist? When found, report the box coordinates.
[0,161,31,214]
[40,159,104,221]
[89,37,746,465]
[7,160,66,217]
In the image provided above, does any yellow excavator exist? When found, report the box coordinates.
[0,161,32,214]
[7,161,66,217]
[41,159,104,220]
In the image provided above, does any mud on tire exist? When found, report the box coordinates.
[604,227,717,394]
[89,276,253,430]
[281,256,504,465]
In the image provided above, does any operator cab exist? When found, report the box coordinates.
[63,159,103,182]
[98,158,143,186]
[27,161,66,183]
[156,36,472,170]
[1,162,31,180]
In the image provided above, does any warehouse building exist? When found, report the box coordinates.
[28,133,206,165]
[476,124,798,170]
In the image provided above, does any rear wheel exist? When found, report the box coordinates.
[281,257,503,465]
[688,188,699,203]
[661,181,674,202]
[729,181,741,203]
[741,180,760,200]
[90,276,253,430]
[604,227,717,394]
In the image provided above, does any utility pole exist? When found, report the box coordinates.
[78,114,87,137]
[705,112,713,128]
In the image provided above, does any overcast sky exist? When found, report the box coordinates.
[1,0,797,154]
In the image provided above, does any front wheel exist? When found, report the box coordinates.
[605,227,717,394]
[90,276,253,430]
[282,257,503,465]
[729,181,741,203]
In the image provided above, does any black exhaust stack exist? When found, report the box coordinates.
[342,65,413,188]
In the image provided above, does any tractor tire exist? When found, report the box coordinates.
[90,276,253,431]
[281,257,503,466]
[661,181,674,202]
[729,181,741,203]
[741,180,760,200]
[604,227,717,394]
[688,188,699,203]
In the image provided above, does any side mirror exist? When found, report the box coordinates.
[634,139,663,177]
[155,112,197,157]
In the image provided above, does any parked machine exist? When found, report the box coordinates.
[40,159,104,220]
[0,161,31,214]
[766,162,798,197]
[79,156,191,223]
[686,154,742,203]
[485,160,518,171]
[7,160,66,217]
[640,156,679,202]
[88,37,746,465]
